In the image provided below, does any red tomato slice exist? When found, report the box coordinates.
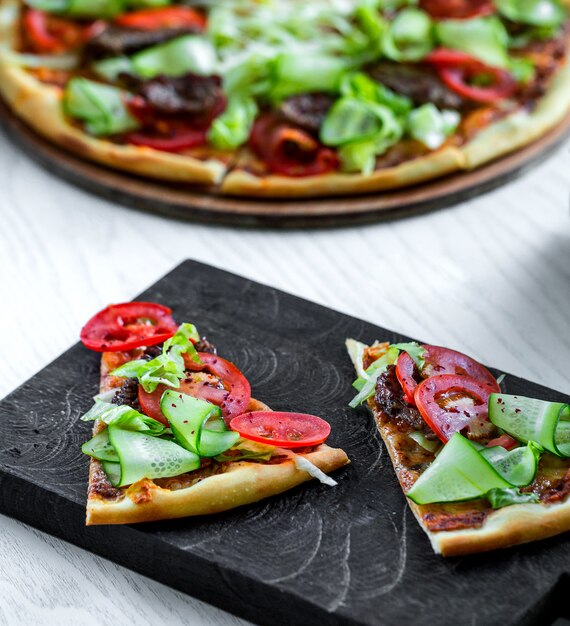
[80,302,177,352]
[396,345,500,405]
[114,7,206,31]
[414,374,496,442]
[425,48,517,103]
[139,353,251,425]
[487,434,518,450]
[230,411,331,448]
[249,113,339,177]
[124,126,208,152]
[23,8,102,54]
[419,0,494,19]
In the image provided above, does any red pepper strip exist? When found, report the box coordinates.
[114,7,206,31]
[250,113,338,177]
[124,124,208,152]
[24,8,103,54]
[425,48,517,104]
[419,0,494,19]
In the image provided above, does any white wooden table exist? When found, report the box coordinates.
[1,124,569,625]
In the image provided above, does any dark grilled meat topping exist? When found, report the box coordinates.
[278,93,335,133]
[143,344,163,360]
[367,61,469,110]
[128,73,223,116]
[111,377,141,410]
[375,364,435,436]
[195,336,217,354]
[84,25,198,60]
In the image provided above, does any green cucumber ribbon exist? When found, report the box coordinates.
[407,104,460,150]
[496,0,567,28]
[132,35,217,79]
[110,323,201,393]
[160,390,239,457]
[435,17,510,68]
[26,0,170,19]
[406,433,540,508]
[63,78,140,137]
[489,394,570,457]
[81,395,240,487]
[381,8,434,62]
[208,95,258,150]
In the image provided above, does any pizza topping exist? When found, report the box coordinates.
[489,394,570,457]
[279,449,338,486]
[84,24,197,60]
[420,0,495,20]
[111,377,141,410]
[110,322,201,393]
[414,374,498,443]
[230,412,331,449]
[496,0,567,28]
[427,51,518,103]
[249,113,339,177]
[367,61,468,110]
[406,432,540,507]
[381,8,435,62]
[80,301,178,352]
[278,93,335,133]
[395,344,500,405]
[114,6,206,32]
[208,95,258,150]
[160,391,240,457]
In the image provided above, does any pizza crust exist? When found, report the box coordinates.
[86,443,349,525]
[349,341,570,557]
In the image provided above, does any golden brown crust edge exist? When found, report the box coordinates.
[86,444,349,525]
[350,341,570,557]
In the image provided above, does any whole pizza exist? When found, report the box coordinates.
[1,0,569,197]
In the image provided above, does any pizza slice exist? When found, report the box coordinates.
[346,338,570,556]
[78,301,349,525]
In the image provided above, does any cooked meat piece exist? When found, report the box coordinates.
[367,61,468,110]
[84,25,197,60]
[375,364,435,435]
[195,336,217,354]
[278,93,335,133]
[143,345,163,360]
[111,377,140,410]
[122,73,223,118]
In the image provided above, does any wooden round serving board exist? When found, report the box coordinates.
[2,97,570,228]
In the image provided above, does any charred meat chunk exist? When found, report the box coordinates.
[375,364,434,435]
[143,344,163,360]
[111,377,140,410]
[123,73,224,119]
[278,93,335,133]
[195,336,217,354]
[84,25,198,60]
[367,61,468,110]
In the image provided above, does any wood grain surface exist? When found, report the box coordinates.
[1,97,570,226]
[0,122,570,625]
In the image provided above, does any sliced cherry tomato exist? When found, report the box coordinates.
[425,48,517,103]
[487,434,518,450]
[139,353,251,425]
[80,302,177,352]
[114,6,206,31]
[23,8,103,54]
[419,0,494,19]
[230,411,331,449]
[124,125,208,152]
[396,345,500,405]
[250,113,338,177]
[414,374,497,443]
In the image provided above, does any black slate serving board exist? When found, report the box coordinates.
[0,260,568,626]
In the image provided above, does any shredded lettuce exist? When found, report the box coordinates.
[496,0,567,28]
[215,438,275,462]
[110,323,201,393]
[382,8,434,62]
[407,104,460,150]
[391,342,427,370]
[208,95,258,150]
[349,346,400,408]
